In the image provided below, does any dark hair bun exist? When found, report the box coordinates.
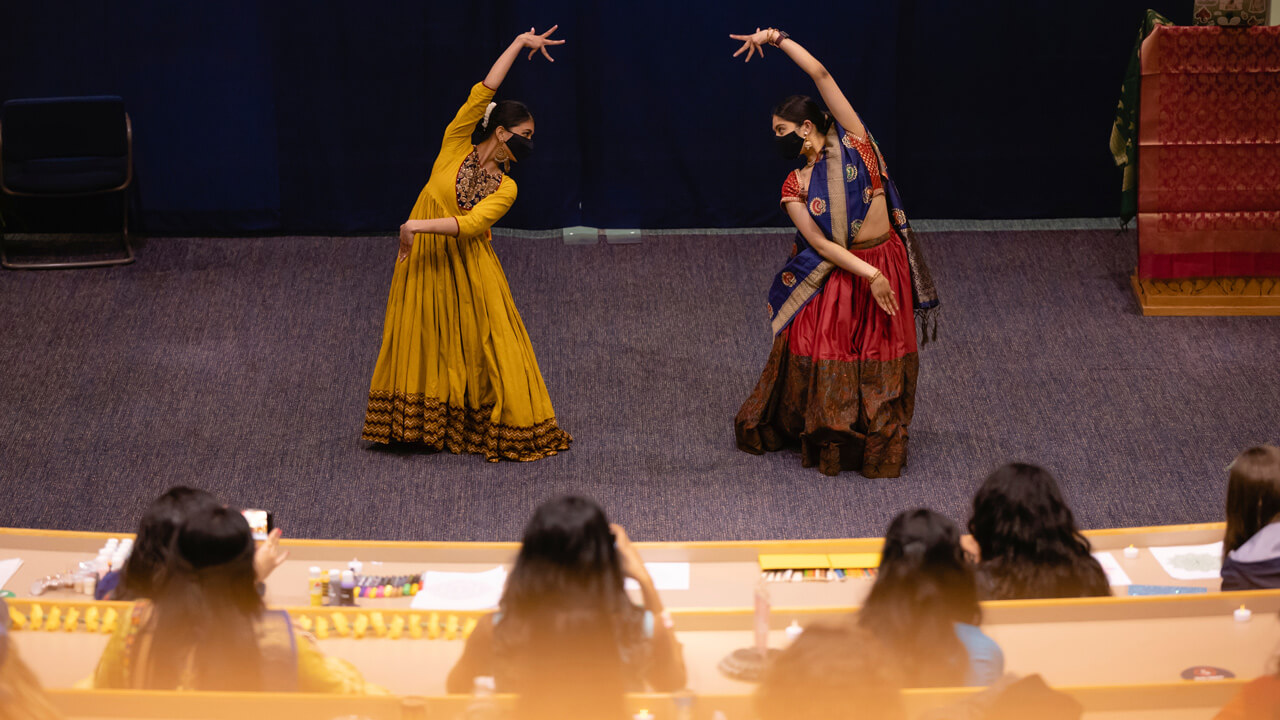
[772,95,833,134]
[472,99,534,144]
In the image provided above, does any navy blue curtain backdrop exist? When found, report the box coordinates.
[0,1,1191,234]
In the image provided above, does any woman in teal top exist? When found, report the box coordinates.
[858,508,1004,687]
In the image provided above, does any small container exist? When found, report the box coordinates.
[340,570,356,607]
[84,575,97,598]
[1235,606,1253,623]
[308,567,322,607]
[328,569,341,606]
[348,559,363,575]
[1123,545,1139,559]
[785,620,804,642]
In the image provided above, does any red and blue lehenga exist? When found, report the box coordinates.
[735,121,939,478]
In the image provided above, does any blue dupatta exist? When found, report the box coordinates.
[766,120,939,338]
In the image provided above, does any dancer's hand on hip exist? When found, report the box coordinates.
[517,25,565,62]
[729,28,775,62]
[398,223,415,262]
[870,274,899,316]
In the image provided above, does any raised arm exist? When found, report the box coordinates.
[729,28,866,139]
[439,27,565,154]
[484,25,565,91]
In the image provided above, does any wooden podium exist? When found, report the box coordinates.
[1133,25,1280,315]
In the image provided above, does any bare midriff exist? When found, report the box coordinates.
[856,195,891,242]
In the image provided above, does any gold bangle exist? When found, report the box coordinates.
[868,270,882,285]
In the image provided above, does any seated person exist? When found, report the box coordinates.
[858,508,1004,687]
[966,463,1110,600]
[103,486,287,600]
[1,598,63,720]
[93,506,378,693]
[1221,445,1280,591]
[447,495,686,715]
[755,620,905,720]
[101,486,220,600]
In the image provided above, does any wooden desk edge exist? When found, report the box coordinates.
[0,521,1225,550]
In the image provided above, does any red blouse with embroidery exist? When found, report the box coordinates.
[780,132,884,207]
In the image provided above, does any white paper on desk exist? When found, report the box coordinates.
[0,558,21,590]
[1091,551,1132,587]
[624,562,690,591]
[411,566,507,611]
[1149,541,1224,581]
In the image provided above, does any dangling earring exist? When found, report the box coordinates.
[495,145,509,164]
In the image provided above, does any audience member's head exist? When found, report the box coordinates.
[142,506,265,690]
[497,495,633,718]
[967,463,1109,600]
[116,486,220,600]
[0,599,63,720]
[858,508,980,687]
[1224,445,1280,557]
[755,620,905,720]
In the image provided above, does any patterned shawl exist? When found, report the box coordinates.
[766,120,940,341]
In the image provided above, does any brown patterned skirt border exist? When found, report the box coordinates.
[362,391,572,462]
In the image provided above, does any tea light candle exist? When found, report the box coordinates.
[1123,545,1139,559]
[785,620,804,642]
[1235,606,1252,623]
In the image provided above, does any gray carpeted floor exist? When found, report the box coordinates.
[0,229,1275,541]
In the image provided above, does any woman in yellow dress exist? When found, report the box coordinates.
[362,26,573,462]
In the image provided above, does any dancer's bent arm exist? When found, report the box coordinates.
[440,27,564,154]
[730,29,866,140]
[784,202,899,316]
[398,179,517,259]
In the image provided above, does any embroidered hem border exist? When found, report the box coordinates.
[362,391,572,462]
[735,333,918,478]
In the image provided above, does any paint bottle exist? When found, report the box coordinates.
[340,570,356,607]
[308,566,322,607]
[328,569,341,607]
[319,569,331,607]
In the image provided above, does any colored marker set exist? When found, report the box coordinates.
[308,562,426,607]
[354,575,421,599]
[759,567,875,582]
[757,552,882,584]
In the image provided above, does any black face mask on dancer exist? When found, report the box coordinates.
[775,130,805,162]
[503,133,533,163]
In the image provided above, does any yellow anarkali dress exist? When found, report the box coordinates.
[361,82,571,461]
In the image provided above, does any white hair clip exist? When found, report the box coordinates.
[482,102,497,129]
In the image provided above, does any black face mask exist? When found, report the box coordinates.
[775,130,805,161]
[504,133,533,163]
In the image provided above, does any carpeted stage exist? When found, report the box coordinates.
[1,228,1275,542]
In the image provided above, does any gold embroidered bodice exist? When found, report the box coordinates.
[455,150,504,211]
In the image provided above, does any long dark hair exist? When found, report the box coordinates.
[142,506,265,690]
[755,620,905,720]
[857,509,981,687]
[496,496,633,718]
[472,100,532,144]
[117,487,220,601]
[968,463,1110,600]
[772,95,832,135]
[1224,446,1280,558]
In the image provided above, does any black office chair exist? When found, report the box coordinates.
[0,96,135,269]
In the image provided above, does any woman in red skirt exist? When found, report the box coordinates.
[730,28,939,478]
